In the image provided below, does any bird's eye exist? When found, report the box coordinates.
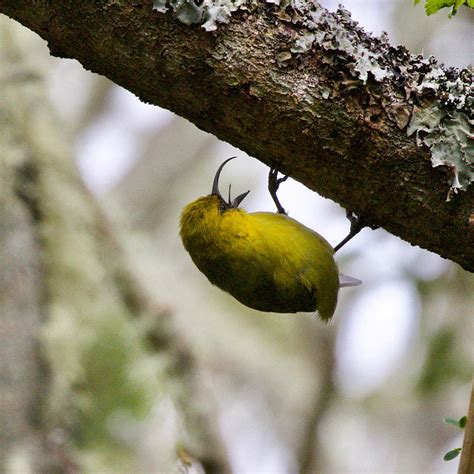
[219,201,228,212]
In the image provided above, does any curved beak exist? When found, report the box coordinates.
[211,156,237,196]
[211,156,250,209]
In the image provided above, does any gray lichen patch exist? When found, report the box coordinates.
[403,59,473,199]
[286,4,393,83]
[152,0,473,198]
[152,0,257,31]
[408,106,473,201]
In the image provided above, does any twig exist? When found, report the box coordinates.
[458,381,474,474]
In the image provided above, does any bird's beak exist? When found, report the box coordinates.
[232,190,250,208]
[211,156,237,197]
[211,156,249,208]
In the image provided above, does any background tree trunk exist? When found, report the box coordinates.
[0,18,229,473]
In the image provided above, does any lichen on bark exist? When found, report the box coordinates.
[153,0,473,199]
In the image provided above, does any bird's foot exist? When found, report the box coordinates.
[268,166,289,215]
[334,210,379,252]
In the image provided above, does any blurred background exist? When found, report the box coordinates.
[3,1,473,472]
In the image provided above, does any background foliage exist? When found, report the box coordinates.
[1,0,473,472]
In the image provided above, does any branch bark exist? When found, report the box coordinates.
[0,1,472,272]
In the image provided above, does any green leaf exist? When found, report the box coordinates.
[444,417,461,427]
[443,448,461,461]
[444,416,467,429]
[425,0,451,15]
[415,0,473,15]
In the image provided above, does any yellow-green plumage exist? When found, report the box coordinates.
[180,193,340,320]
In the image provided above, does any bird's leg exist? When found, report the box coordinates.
[268,167,289,214]
[333,210,379,252]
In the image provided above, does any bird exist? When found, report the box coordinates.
[180,157,363,321]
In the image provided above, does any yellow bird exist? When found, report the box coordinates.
[180,157,363,321]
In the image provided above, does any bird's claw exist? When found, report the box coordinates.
[268,166,288,214]
[334,210,379,253]
[346,210,379,234]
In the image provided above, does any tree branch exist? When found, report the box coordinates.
[0,0,472,271]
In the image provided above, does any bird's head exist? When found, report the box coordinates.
[180,157,250,236]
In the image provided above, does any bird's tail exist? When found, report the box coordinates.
[339,273,362,287]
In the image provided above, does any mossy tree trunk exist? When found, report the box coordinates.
[0,19,229,473]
